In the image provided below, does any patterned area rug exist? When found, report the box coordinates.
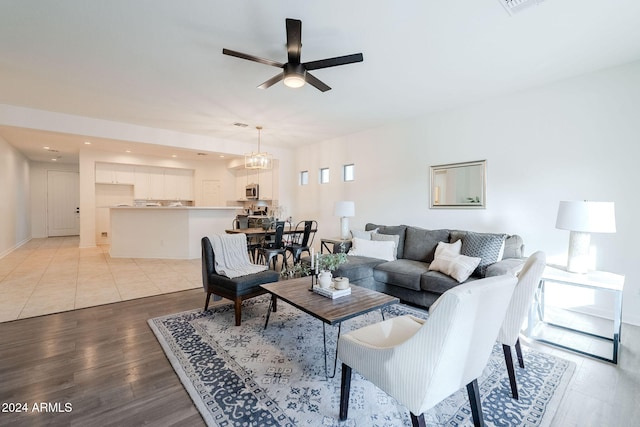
[149,296,574,427]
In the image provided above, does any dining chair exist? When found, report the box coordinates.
[257,221,289,270]
[338,274,517,427]
[232,217,261,262]
[285,220,317,265]
[497,251,546,400]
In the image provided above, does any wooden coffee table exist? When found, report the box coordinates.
[260,277,399,378]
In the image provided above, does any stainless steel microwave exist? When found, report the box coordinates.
[246,184,259,199]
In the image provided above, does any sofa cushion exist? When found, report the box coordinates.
[366,223,407,259]
[420,270,480,294]
[403,226,450,263]
[460,232,508,277]
[373,259,429,291]
[485,258,525,277]
[336,255,385,282]
[428,240,481,283]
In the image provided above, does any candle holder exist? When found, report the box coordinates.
[309,271,318,291]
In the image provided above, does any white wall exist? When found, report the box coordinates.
[293,60,640,325]
[0,136,31,257]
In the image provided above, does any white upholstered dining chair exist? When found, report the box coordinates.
[337,274,517,427]
[497,251,546,400]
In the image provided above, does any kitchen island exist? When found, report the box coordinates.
[110,206,241,259]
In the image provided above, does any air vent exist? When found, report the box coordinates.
[499,0,545,15]
[233,122,248,128]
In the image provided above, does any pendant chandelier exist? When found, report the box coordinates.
[245,126,273,169]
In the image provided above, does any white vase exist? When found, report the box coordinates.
[318,271,332,288]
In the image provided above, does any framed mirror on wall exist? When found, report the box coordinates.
[430,160,486,209]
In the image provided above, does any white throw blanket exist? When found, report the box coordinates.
[209,233,268,278]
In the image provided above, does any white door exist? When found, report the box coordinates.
[47,170,80,236]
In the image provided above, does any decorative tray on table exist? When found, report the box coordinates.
[312,285,351,299]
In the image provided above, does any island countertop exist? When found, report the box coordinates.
[109,206,241,259]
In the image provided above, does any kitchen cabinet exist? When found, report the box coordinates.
[95,163,135,185]
[164,168,194,201]
[258,169,273,200]
[133,165,194,200]
[134,166,165,200]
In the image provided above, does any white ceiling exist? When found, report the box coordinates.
[1,0,640,163]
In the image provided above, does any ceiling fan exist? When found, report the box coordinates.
[222,18,363,92]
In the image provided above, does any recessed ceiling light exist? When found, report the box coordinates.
[219,155,225,158]
[84,141,91,145]
[51,158,57,161]
[43,146,50,150]
[171,154,177,158]
[125,150,131,153]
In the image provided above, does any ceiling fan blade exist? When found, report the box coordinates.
[305,72,331,92]
[303,53,363,71]
[222,48,283,68]
[258,73,284,89]
[285,18,302,64]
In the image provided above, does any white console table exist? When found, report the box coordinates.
[527,266,625,364]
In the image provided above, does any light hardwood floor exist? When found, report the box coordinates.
[0,237,638,426]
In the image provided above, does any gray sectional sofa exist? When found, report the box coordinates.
[333,223,525,309]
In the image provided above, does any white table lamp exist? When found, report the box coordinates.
[555,201,616,274]
[334,201,355,240]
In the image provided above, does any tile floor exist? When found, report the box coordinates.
[0,236,202,322]
[1,236,639,426]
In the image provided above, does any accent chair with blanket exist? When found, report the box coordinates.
[201,234,279,326]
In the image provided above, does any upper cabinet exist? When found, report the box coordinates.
[95,162,194,201]
[164,168,194,201]
[95,163,135,185]
[134,165,165,200]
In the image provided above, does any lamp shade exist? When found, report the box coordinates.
[555,201,616,233]
[334,201,355,217]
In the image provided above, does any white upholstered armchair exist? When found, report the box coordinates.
[497,251,546,400]
[337,275,517,427]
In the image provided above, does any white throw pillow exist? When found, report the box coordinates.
[348,237,395,261]
[371,233,400,259]
[429,240,481,283]
[350,228,378,240]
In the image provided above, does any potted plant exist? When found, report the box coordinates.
[316,252,348,288]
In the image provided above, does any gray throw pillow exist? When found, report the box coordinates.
[461,232,507,277]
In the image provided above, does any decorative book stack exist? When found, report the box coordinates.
[312,285,351,299]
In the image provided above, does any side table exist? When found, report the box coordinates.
[527,265,625,364]
[320,237,351,254]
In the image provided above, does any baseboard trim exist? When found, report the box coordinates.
[0,237,32,260]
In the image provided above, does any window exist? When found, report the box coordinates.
[299,170,309,185]
[343,164,355,182]
[319,168,330,184]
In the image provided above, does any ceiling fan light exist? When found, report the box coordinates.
[283,74,305,88]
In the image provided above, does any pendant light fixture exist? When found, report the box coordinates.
[245,126,272,169]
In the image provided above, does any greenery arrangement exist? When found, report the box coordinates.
[317,251,348,272]
[280,262,311,279]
